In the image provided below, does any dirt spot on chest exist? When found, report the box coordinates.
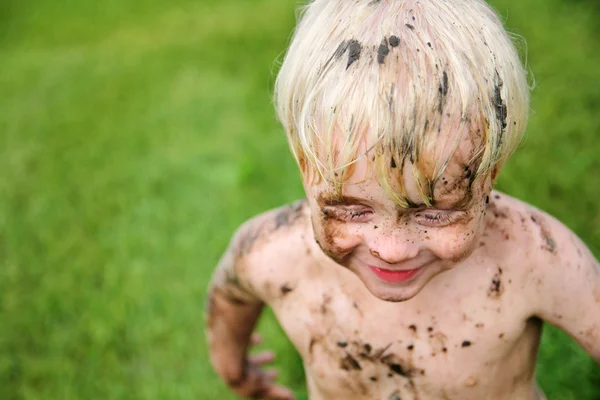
[487,267,504,298]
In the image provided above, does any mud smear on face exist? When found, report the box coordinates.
[317,214,353,263]
[315,195,356,263]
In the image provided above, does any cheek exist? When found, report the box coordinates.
[312,216,362,263]
[428,214,485,262]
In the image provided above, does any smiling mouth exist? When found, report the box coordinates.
[368,266,421,283]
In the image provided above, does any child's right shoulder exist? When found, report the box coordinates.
[227,199,312,269]
[220,199,312,303]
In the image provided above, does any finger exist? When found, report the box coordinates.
[250,333,263,345]
[263,369,279,381]
[260,384,296,400]
[249,351,275,365]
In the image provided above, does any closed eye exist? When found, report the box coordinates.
[415,210,463,227]
[321,206,373,222]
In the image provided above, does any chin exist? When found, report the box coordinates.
[350,262,447,303]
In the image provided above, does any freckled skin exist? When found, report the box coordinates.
[206,163,600,400]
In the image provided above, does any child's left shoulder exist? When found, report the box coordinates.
[487,190,593,264]
[487,191,600,360]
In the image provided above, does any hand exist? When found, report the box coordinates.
[228,334,296,400]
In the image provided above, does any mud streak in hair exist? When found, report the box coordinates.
[378,37,390,64]
[347,40,362,69]
[493,70,508,145]
[438,71,449,113]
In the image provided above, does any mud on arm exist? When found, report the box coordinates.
[205,226,265,386]
[529,213,600,362]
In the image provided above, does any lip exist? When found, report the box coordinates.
[368,266,421,283]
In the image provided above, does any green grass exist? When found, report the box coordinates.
[0,0,598,399]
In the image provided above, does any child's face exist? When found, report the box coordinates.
[304,131,492,302]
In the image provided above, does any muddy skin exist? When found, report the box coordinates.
[321,293,332,314]
[378,37,390,64]
[240,200,306,255]
[238,228,262,256]
[280,284,294,295]
[275,200,306,230]
[529,214,557,254]
[488,267,504,298]
[225,360,249,387]
[340,354,362,371]
[318,218,353,263]
[316,197,359,263]
[209,277,250,309]
[205,291,217,328]
[381,352,416,377]
[461,340,472,347]
[309,337,318,357]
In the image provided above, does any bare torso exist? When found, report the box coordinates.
[237,192,569,399]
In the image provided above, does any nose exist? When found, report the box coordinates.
[368,230,420,265]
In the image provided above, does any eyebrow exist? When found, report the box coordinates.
[317,194,370,206]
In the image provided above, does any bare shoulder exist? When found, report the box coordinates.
[486,190,590,262]
[228,199,313,302]
[232,199,310,258]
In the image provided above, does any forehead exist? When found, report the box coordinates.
[312,118,486,208]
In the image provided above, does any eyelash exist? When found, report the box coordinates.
[322,207,372,221]
[322,207,461,226]
[416,212,457,227]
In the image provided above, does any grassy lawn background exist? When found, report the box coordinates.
[0,0,599,399]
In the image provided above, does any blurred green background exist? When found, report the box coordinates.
[1,0,599,399]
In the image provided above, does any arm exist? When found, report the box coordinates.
[205,223,295,399]
[529,212,600,362]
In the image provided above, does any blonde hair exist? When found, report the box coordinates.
[275,0,531,207]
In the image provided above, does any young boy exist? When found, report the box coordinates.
[205,0,600,399]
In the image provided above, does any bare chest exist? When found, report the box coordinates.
[270,267,542,400]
